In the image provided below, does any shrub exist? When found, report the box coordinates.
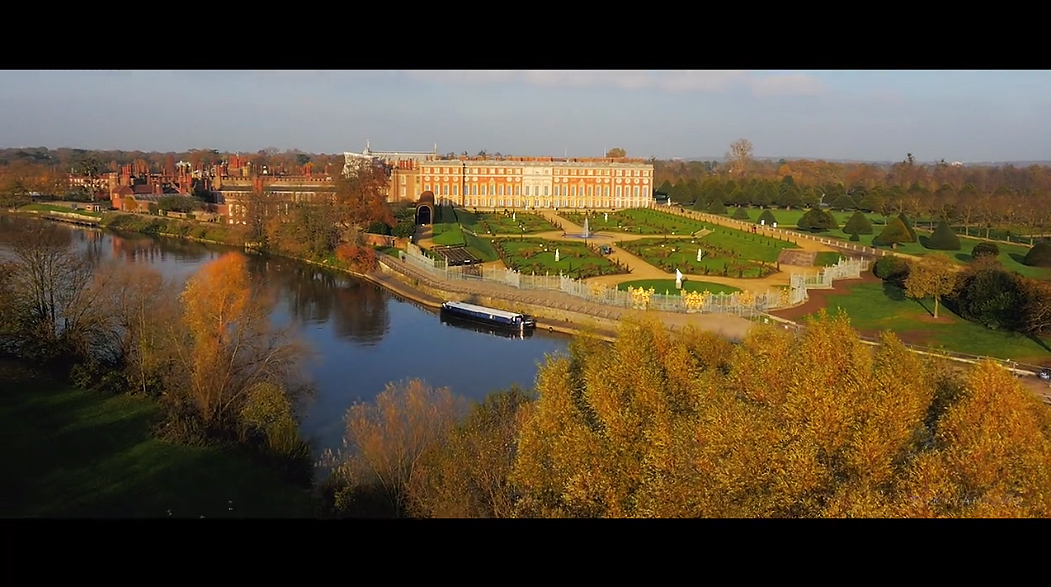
[1023,242,1051,267]
[873,255,910,284]
[842,211,873,235]
[897,213,918,243]
[391,222,415,239]
[756,209,778,226]
[367,221,392,235]
[733,207,750,220]
[849,232,860,242]
[830,194,856,211]
[927,220,961,250]
[336,244,378,272]
[875,217,913,248]
[971,242,999,260]
[798,208,837,232]
[953,262,1024,330]
[707,199,728,215]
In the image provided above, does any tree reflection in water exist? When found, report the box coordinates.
[259,259,390,345]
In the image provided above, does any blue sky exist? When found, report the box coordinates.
[1,70,1048,162]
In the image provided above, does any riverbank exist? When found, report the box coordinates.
[4,210,749,343]
[0,359,317,517]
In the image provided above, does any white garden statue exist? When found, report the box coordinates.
[555,248,560,262]
[697,248,703,262]
[512,212,516,221]
[675,268,683,289]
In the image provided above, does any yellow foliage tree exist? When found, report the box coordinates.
[904,253,957,318]
[174,252,305,429]
[510,310,1051,518]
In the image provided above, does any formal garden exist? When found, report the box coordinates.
[461,209,559,235]
[616,279,741,296]
[617,227,797,278]
[491,238,629,279]
[561,209,710,235]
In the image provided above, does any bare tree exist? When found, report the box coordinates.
[726,139,754,175]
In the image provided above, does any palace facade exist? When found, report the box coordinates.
[348,145,656,210]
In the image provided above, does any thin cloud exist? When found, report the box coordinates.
[748,73,828,96]
[401,70,823,96]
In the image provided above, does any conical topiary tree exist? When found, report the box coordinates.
[708,198,728,215]
[849,232,860,242]
[830,194,857,211]
[898,212,918,243]
[875,217,913,249]
[756,209,778,226]
[1023,241,1051,267]
[733,206,750,220]
[842,210,874,235]
[927,220,962,250]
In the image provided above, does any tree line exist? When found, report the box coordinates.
[319,313,1051,518]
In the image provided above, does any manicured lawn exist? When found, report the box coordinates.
[562,209,709,236]
[617,279,741,295]
[809,283,1051,363]
[20,203,103,218]
[618,228,796,278]
[814,252,843,267]
[431,223,465,246]
[744,207,888,229]
[0,362,317,518]
[462,210,557,235]
[463,231,500,262]
[492,238,626,279]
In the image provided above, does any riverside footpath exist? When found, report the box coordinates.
[373,251,757,343]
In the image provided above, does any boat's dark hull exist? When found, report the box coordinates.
[439,305,535,331]
[440,313,534,339]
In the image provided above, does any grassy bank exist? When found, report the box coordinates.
[0,360,317,518]
[810,283,1051,364]
[99,212,248,245]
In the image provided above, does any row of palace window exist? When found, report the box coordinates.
[456,197,649,208]
[421,184,646,198]
[420,167,650,177]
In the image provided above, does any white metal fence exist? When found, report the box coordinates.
[398,243,869,315]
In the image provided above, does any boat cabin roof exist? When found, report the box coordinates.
[444,301,523,321]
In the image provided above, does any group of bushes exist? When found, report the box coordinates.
[872,247,1051,333]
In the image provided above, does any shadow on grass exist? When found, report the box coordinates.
[882,282,906,301]
[956,253,974,263]
[1009,252,1027,265]
[1026,334,1051,356]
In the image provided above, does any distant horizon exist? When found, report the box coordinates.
[5,144,1049,168]
[1,70,1049,163]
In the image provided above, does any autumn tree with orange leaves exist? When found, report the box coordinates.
[508,312,1051,518]
[168,252,309,439]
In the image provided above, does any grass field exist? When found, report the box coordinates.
[562,209,709,236]
[810,283,1051,363]
[0,361,317,518]
[431,223,465,246]
[618,228,797,278]
[814,252,843,267]
[492,238,626,279]
[616,279,741,295]
[461,210,557,235]
[20,203,103,218]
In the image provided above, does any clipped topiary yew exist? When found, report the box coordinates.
[1023,241,1051,267]
[927,220,962,251]
[971,241,999,260]
[733,207,750,220]
[756,209,778,226]
[875,217,913,249]
[842,211,873,235]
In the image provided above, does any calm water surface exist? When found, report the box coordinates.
[0,216,570,455]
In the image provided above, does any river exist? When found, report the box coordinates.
[0,216,570,455]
